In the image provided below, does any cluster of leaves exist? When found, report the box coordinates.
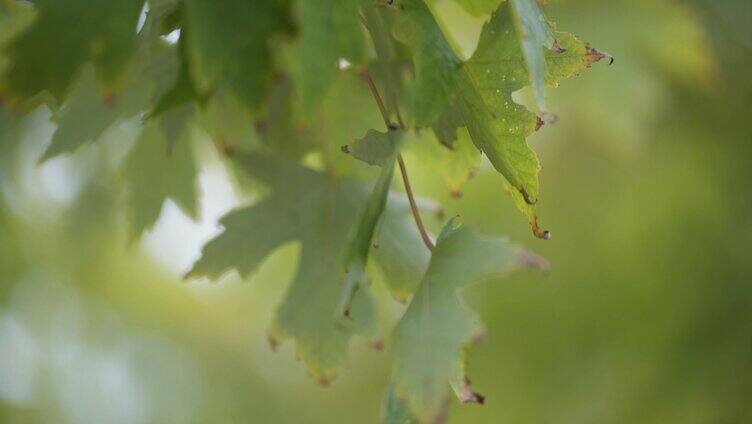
[0,0,605,421]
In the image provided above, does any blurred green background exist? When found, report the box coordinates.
[1,0,751,423]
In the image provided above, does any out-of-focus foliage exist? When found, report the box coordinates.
[1,0,751,423]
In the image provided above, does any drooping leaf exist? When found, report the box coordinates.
[295,0,364,111]
[0,0,144,103]
[187,152,426,382]
[395,0,605,237]
[181,0,294,109]
[339,128,403,315]
[121,120,198,236]
[389,218,545,421]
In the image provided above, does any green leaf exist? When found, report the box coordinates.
[187,152,426,382]
[393,0,462,127]
[410,127,481,197]
[295,0,364,111]
[182,0,294,109]
[40,66,116,161]
[361,2,410,120]
[396,0,604,237]
[197,92,258,153]
[382,383,418,424]
[0,0,144,103]
[345,128,402,167]
[121,120,198,236]
[339,128,402,315]
[389,218,544,421]
[41,38,180,161]
[257,76,313,159]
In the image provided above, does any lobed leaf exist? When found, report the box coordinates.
[188,152,427,382]
[121,119,198,237]
[389,218,545,421]
[0,0,143,104]
[295,0,364,111]
[181,0,294,109]
[394,0,605,237]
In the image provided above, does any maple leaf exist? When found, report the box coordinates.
[121,119,198,237]
[295,0,365,111]
[0,0,143,103]
[187,151,427,383]
[180,0,294,109]
[387,218,547,421]
[393,0,606,237]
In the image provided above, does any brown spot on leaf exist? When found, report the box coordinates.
[585,46,613,67]
[340,145,350,154]
[535,116,545,131]
[551,39,566,54]
[316,376,331,387]
[450,189,463,198]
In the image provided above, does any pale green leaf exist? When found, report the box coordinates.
[390,218,543,421]
[339,128,403,315]
[188,152,426,382]
[409,127,481,197]
[296,0,364,111]
[122,120,198,236]
[382,383,418,424]
[345,128,402,167]
[41,35,180,161]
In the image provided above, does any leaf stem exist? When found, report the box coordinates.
[362,70,435,251]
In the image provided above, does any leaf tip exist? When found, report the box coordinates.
[456,377,485,405]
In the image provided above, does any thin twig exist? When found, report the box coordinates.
[362,70,435,251]
[397,155,435,250]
